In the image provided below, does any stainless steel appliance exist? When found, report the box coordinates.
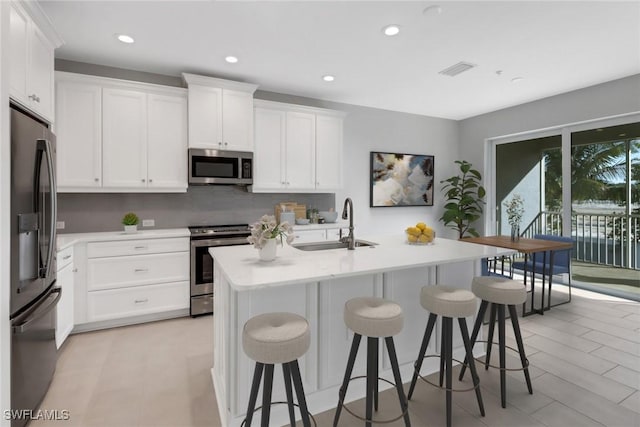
[188,148,253,185]
[189,224,250,316]
[10,105,60,427]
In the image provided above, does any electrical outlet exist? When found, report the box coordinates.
[142,219,155,227]
[56,221,65,230]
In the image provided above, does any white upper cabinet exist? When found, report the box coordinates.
[55,72,188,193]
[9,1,62,123]
[315,114,344,191]
[102,88,148,188]
[147,93,188,188]
[55,80,102,188]
[182,73,258,152]
[252,100,345,193]
[285,111,316,191]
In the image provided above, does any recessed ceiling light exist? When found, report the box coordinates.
[511,77,524,83]
[382,25,400,36]
[116,34,135,44]
[596,128,604,132]
[619,133,627,137]
[423,5,442,15]
[322,75,335,82]
[225,56,238,64]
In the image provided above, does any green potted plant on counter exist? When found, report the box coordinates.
[440,160,486,238]
[122,212,139,234]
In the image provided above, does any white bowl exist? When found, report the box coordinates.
[319,211,338,223]
[295,218,310,225]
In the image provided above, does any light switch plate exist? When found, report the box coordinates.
[56,221,65,230]
[142,219,155,227]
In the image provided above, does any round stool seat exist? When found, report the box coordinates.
[420,285,476,318]
[472,276,526,305]
[344,297,403,337]
[242,312,310,364]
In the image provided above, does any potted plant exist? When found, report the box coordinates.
[504,194,525,241]
[247,215,294,261]
[440,160,486,238]
[122,212,139,233]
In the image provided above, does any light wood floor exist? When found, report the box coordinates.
[32,286,639,427]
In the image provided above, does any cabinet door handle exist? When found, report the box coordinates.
[62,255,71,260]
[29,94,40,103]
[141,178,146,183]
[72,268,78,273]
[133,246,147,250]
[94,178,99,182]
[134,299,148,304]
[149,179,153,183]
[224,142,228,146]
[134,268,148,273]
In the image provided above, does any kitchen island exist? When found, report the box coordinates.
[210,235,514,426]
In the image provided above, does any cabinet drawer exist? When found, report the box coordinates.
[293,229,327,243]
[87,281,189,322]
[87,237,189,258]
[56,246,74,270]
[87,252,189,291]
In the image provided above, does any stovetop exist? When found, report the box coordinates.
[189,224,250,237]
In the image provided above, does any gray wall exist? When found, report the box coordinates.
[56,61,458,235]
[459,74,640,234]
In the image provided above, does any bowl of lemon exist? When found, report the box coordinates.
[405,222,435,245]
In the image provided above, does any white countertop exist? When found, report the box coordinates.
[210,235,515,291]
[57,228,190,250]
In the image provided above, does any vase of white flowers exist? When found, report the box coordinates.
[504,194,525,242]
[247,215,294,261]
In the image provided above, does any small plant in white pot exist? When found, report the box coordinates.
[122,212,139,233]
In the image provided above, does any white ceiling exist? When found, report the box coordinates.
[40,1,640,120]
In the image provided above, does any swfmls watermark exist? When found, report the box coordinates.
[3,409,70,421]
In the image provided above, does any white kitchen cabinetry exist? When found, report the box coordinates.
[84,237,189,323]
[9,1,62,123]
[252,100,345,193]
[293,229,327,243]
[55,246,74,349]
[182,73,258,151]
[55,72,188,192]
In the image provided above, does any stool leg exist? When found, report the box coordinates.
[290,359,311,427]
[444,317,453,427]
[508,304,533,394]
[458,317,485,417]
[374,336,379,411]
[485,303,497,370]
[282,362,296,426]
[459,300,489,381]
[385,337,411,427]
[333,333,362,427]
[498,304,507,408]
[439,321,446,387]
[245,363,264,427]
[261,364,274,427]
[366,337,377,427]
[408,313,437,400]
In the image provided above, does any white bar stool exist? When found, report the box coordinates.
[242,312,312,427]
[333,297,411,427]
[407,285,485,427]
[458,276,532,408]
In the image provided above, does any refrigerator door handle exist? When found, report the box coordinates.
[34,139,57,279]
[12,287,61,334]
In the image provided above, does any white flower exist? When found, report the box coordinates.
[247,215,295,249]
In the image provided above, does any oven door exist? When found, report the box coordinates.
[190,237,249,297]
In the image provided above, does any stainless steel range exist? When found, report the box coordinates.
[189,224,251,316]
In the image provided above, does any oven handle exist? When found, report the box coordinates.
[191,237,250,248]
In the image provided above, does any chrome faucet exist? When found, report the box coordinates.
[341,197,355,250]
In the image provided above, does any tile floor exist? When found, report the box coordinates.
[32,286,639,427]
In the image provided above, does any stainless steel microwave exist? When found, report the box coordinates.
[188,149,253,185]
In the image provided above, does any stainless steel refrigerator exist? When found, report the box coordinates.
[10,104,60,427]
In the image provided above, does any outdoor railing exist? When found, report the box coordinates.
[521,211,639,270]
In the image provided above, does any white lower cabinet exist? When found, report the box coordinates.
[292,229,327,243]
[55,246,74,348]
[82,236,189,324]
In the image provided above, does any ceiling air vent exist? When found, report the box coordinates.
[438,61,477,77]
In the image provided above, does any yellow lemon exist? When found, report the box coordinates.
[407,226,421,236]
[407,234,418,243]
[418,234,430,243]
[416,222,427,230]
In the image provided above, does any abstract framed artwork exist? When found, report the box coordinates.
[370,151,435,207]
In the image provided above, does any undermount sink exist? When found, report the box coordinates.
[292,239,377,251]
